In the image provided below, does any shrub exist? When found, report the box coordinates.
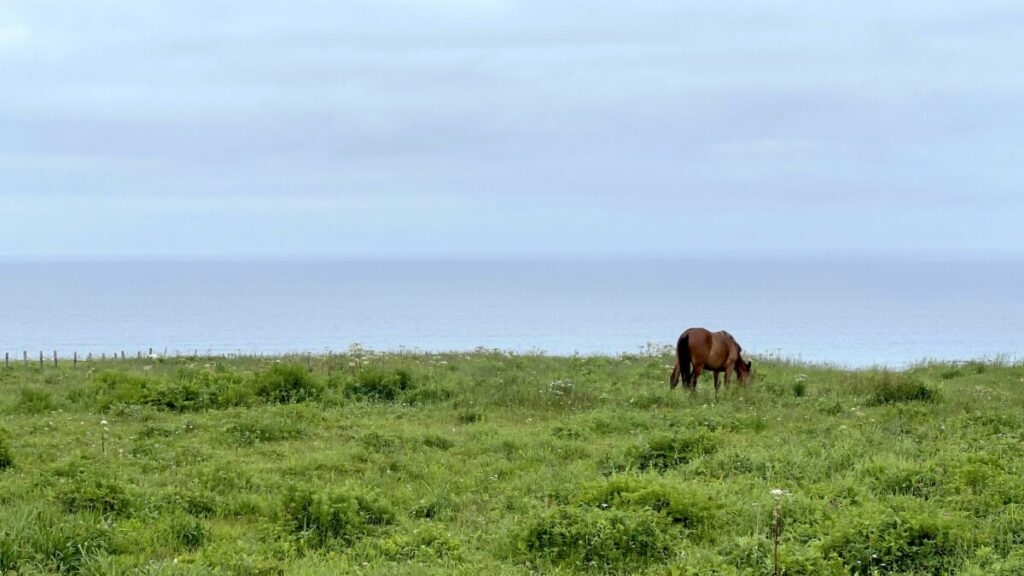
[0,505,116,575]
[0,429,12,470]
[405,382,454,404]
[91,370,154,409]
[458,410,483,424]
[410,493,455,520]
[343,367,415,402]
[357,524,461,561]
[961,547,1024,576]
[627,432,718,472]
[161,486,218,518]
[282,485,395,549]
[145,379,206,412]
[821,502,973,574]
[165,511,207,551]
[34,515,115,574]
[422,433,455,450]
[860,460,941,498]
[224,415,306,446]
[146,365,251,411]
[518,505,673,570]
[792,380,807,397]
[940,367,964,380]
[86,366,253,412]
[867,373,938,405]
[578,476,719,534]
[255,364,322,404]
[15,386,56,414]
[55,467,134,516]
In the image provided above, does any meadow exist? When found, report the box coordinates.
[1,348,1023,575]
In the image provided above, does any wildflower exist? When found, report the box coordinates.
[100,419,109,427]
[770,488,790,498]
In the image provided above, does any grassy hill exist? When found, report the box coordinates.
[1,350,1022,575]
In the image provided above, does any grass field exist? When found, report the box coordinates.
[1,349,1023,575]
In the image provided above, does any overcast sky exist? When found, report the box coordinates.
[1,1,1022,259]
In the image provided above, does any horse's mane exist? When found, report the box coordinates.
[720,330,742,354]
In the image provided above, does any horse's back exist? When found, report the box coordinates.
[681,327,713,348]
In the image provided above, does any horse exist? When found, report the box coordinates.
[669,327,751,399]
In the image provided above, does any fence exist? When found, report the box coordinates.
[1,348,336,370]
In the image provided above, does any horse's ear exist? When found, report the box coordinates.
[745,360,752,372]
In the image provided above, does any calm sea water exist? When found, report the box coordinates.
[1,259,1022,367]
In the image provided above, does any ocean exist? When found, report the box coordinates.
[1,258,1021,367]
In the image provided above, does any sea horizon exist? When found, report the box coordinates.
[3,256,1022,368]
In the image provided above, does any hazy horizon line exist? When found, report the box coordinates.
[3,249,1023,264]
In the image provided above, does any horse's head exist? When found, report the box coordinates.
[736,357,753,384]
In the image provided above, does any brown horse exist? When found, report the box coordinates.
[669,327,751,398]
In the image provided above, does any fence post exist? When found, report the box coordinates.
[74,352,78,368]
[121,351,125,361]
[4,352,8,369]
[53,350,58,367]
[39,351,44,368]
[24,351,29,368]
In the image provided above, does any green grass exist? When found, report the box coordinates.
[1,351,1022,574]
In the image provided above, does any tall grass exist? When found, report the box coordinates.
[0,352,1022,573]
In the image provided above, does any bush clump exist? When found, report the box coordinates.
[356,525,461,561]
[867,373,938,405]
[860,459,941,499]
[255,364,322,404]
[343,367,415,402]
[6,507,117,574]
[56,471,134,516]
[165,510,207,551]
[0,429,12,470]
[87,366,255,412]
[14,386,57,414]
[578,476,719,534]
[627,432,718,472]
[90,370,153,409]
[518,505,673,570]
[282,485,396,549]
[149,366,253,411]
[224,414,306,446]
[821,502,973,574]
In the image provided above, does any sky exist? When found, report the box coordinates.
[1,1,1022,259]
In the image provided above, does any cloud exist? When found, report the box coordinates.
[1,1,1022,256]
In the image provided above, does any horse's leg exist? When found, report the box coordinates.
[689,363,703,392]
[670,360,680,389]
[713,371,720,402]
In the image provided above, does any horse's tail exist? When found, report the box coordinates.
[676,332,692,387]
